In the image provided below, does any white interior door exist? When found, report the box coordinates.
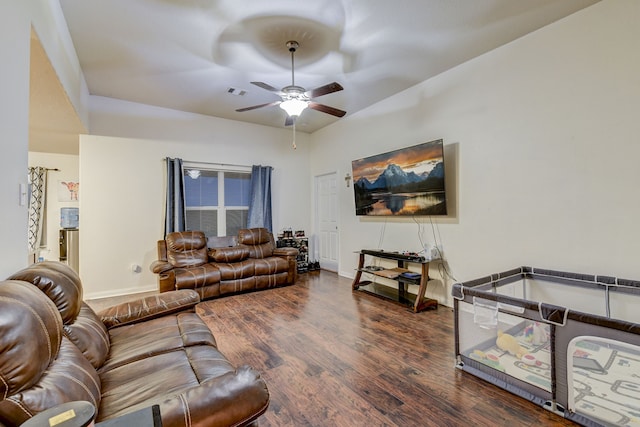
[315,172,338,272]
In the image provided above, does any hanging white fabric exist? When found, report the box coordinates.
[27,166,47,254]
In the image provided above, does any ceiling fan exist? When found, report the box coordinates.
[236,40,346,126]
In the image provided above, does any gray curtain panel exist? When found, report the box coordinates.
[247,165,273,232]
[164,157,186,236]
[27,166,47,254]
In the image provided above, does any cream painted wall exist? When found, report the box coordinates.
[0,2,30,277]
[81,99,312,298]
[28,152,80,262]
[0,1,88,278]
[310,0,640,307]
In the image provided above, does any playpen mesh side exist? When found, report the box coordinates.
[555,314,640,426]
[453,266,640,427]
[455,297,554,406]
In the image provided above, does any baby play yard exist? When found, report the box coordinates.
[453,267,640,427]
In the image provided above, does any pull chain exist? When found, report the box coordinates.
[292,120,297,149]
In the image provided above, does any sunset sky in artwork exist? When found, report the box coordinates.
[351,140,444,183]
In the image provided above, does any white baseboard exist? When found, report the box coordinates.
[84,284,157,301]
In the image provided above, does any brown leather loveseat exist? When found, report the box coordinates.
[0,261,269,426]
[151,228,298,300]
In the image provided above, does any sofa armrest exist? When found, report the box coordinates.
[98,290,200,329]
[273,247,299,284]
[150,259,173,274]
[159,366,269,427]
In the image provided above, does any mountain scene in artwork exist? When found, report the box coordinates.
[351,140,447,216]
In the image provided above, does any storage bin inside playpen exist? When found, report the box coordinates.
[453,267,640,427]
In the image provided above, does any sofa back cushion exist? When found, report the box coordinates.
[166,231,209,267]
[2,338,102,426]
[64,303,111,369]
[209,246,250,263]
[0,281,63,396]
[8,261,83,325]
[8,262,111,369]
[238,228,274,259]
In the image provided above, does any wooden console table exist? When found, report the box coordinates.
[352,249,438,313]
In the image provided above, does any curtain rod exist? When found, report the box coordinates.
[162,158,249,169]
[184,160,249,169]
[162,158,272,171]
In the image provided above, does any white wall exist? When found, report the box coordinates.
[28,152,80,262]
[0,1,88,278]
[310,0,640,307]
[0,2,30,277]
[81,97,311,298]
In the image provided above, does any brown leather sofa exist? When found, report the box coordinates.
[151,228,298,299]
[0,261,269,427]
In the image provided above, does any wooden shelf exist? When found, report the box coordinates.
[352,250,438,313]
[356,281,417,307]
[358,267,422,285]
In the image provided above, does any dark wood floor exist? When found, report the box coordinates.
[195,271,576,427]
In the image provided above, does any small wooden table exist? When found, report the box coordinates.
[352,249,438,313]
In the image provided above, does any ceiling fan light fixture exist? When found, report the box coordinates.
[280,98,308,117]
[235,39,346,132]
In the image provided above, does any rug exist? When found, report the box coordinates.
[466,321,640,426]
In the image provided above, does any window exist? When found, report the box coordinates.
[183,165,251,237]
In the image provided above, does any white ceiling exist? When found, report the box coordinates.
[31,0,600,153]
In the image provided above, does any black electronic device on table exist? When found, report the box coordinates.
[361,249,425,262]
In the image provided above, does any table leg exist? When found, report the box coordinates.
[352,253,365,290]
[414,262,438,312]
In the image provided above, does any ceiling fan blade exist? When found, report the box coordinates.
[305,82,343,98]
[308,102,347,118]
[236,101,281,112]
[285,115,294,127]
[251,81,282,94]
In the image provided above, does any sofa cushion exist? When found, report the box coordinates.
[256,272,290,289]
[237,228,270,245]
[166,231,209,267]
[97,346,268,425]
[254,257,289,275]
[1,337,103,426]
[7,261,83,325]
[64,303,110,369]
[8,263,110,369]
[212,259,256,281]
[209,246,250,262]
[220,276,257,294]
[173,263,221,290]
[0,281,63,395]
[99,313,217,373]
[238,228,275,259]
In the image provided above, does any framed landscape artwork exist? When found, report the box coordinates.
[351,139,447,216]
